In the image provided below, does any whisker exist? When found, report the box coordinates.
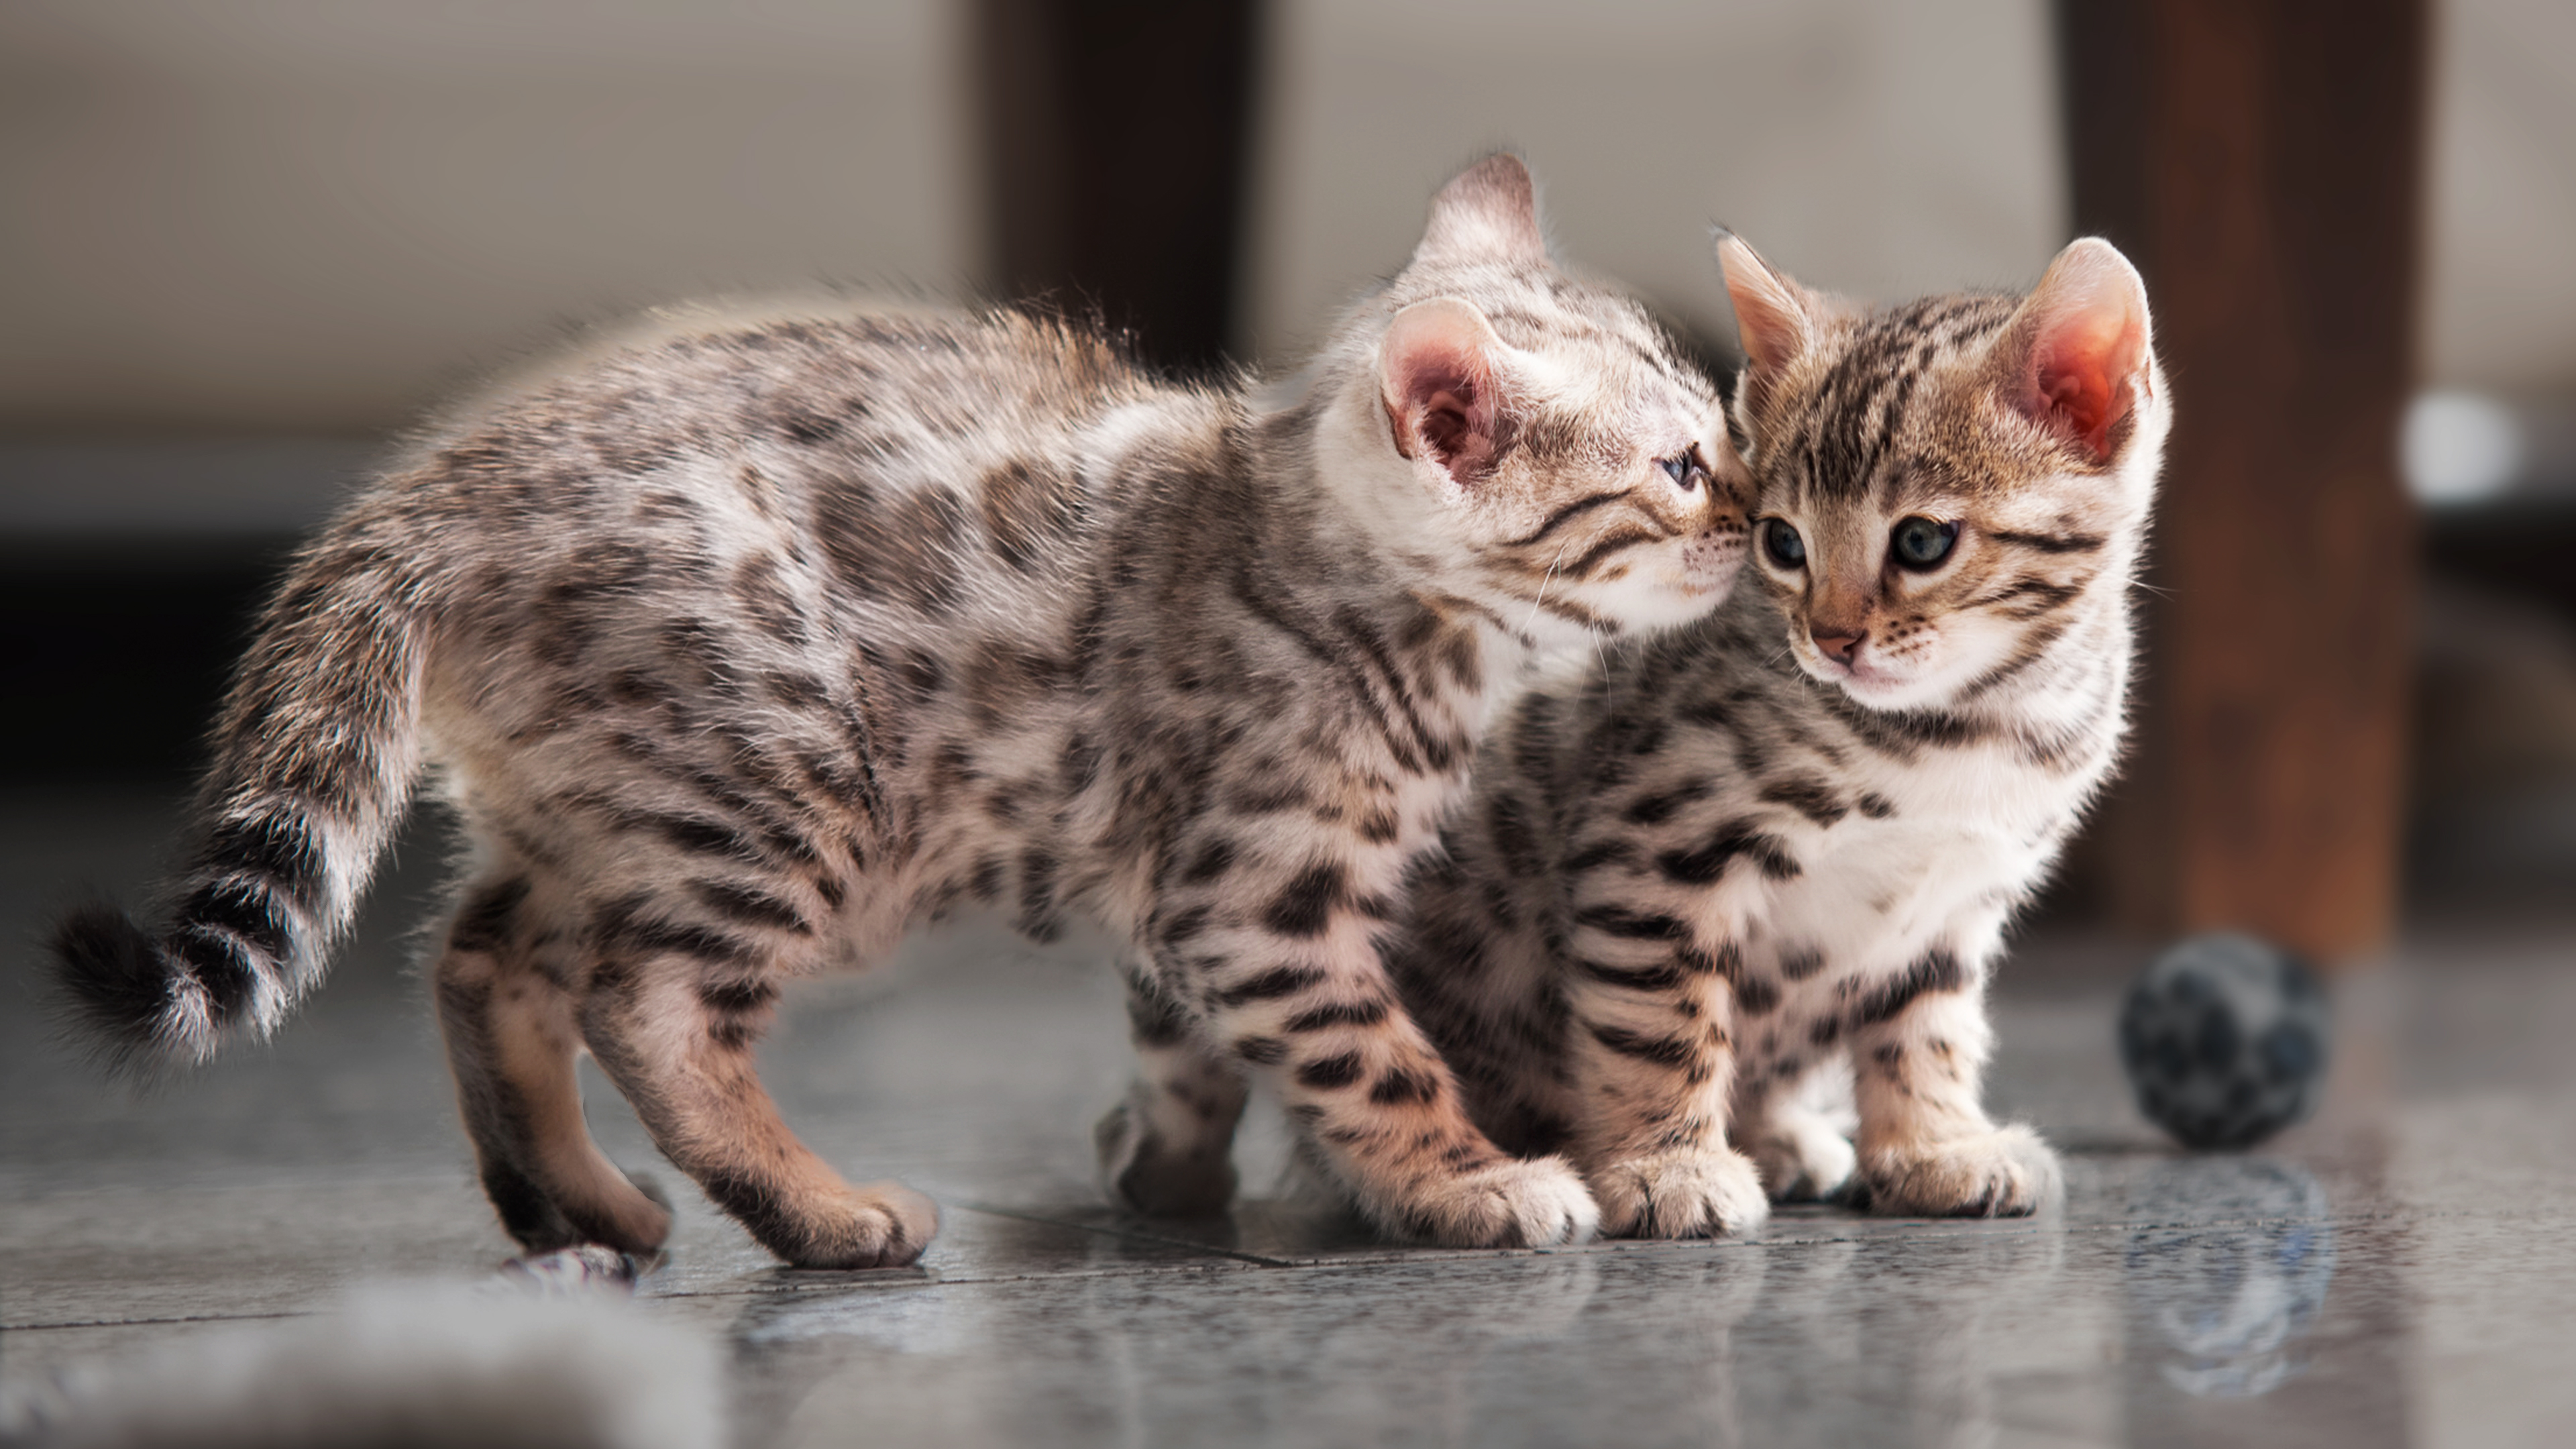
[1521,539,1573,637]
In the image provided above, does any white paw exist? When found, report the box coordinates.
[1862,1124,2062,1218]
[1589,1147,1770,1238]
[1742,1112,1858,1202]
[1383,1156,1601,1248]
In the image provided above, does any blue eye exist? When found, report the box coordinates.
[1658,455,1699,491]
[1890,517,1960,570]
[1760,519,1805,568]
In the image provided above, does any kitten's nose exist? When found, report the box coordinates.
[1811,629,1864,664]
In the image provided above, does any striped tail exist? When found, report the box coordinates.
[52,535,431,1070]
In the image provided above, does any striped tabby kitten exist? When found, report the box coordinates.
[1391,234,2165,1236]
[52,157,1743,1265]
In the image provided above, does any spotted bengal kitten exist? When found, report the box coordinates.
[52,157,1745,1265]
[1387,234,2167,1235]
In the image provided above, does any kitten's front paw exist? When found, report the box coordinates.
[1863,1124,2061,1218]
[766,1181,941,1270]
[1095,1099,1238,1218]
[1742,1113,1858,1202]
[1387,1157,1600,1248]
[1589,1148,1770,1238]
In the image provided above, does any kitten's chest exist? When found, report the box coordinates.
[1743,754,2074,971]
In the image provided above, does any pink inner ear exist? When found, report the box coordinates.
[2027,305,2145,462]
[1383,320,1501,486]
[1416,380,1481,462]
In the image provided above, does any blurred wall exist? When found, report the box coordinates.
[0,0,973,436]
[1,0,2571,439]
[2424,0,2576,395]
[1245,0,2065,362]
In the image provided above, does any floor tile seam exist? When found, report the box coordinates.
[1,1309,314,1334]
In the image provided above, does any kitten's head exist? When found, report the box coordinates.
[1717,234,2167,710]
[1316,156,1749,646]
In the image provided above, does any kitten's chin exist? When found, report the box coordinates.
[1805,655,1948,711]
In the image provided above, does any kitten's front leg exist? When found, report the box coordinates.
[1845,945,2060,1218]
[1556,906,1768,1238]
[1096,967,1248,1218]
[1184,894,1597,1248]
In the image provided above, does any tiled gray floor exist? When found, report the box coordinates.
[5,789,2575,1446]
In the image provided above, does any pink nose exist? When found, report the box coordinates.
[1811,631,1863,664]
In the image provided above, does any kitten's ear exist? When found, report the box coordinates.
[1380,297,1511,488]
[1994,237,2154,464]
[1717,234,1815,374]
[1411,154,1547,268]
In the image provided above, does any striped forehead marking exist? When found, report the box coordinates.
[1779,295,2017,508]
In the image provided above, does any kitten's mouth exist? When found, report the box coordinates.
[1810,652,1904,696]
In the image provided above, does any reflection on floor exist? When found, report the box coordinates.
[5,790,2573,1446]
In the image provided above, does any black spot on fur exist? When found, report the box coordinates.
[594,896,751,965]
[1778,946,1826,981]
[1572,905,1686,941]
[1285,998,1390,1032]
[1733,973,1780,1016]
[1213,966,1325,1008]
[1987,529,2105,555]
[1179,838,1238,885]
[1295,1052,1365,1089]
[1368,1069,1439,1105]
[178,879,291,962]
[1756,776,1848,826]
[1623,779,1713,825]
[449,877,533,953]
[1157,905,1213,952]
[1124,979,1194,1047]
[1656,820,1802,885]
[171,928,256,1020]
[1588,1022,1697,1069]
[1262,862,1346,938]
[1853,947,1967,1028]
[697,978,780,1016]
[691,880,808,934]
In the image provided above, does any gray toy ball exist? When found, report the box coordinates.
[2118,932,2330,1150]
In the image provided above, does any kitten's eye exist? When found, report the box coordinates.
[1760,518,1806,569]
[1658,455,1699,492]
[1891,516,1960,570]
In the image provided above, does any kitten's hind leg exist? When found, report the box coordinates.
[1096,969,1247,1218]
[432,873,673,1256]
[577,956,937,1270]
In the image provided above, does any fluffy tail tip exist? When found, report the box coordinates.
[49,902,182,1073]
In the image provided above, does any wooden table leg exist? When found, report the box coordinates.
[2055,0,2429,962]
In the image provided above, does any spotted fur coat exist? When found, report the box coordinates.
[1384,235,2168,1236]
[52,157,1746,1265]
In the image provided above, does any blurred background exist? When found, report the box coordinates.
[1,0,2569,959]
